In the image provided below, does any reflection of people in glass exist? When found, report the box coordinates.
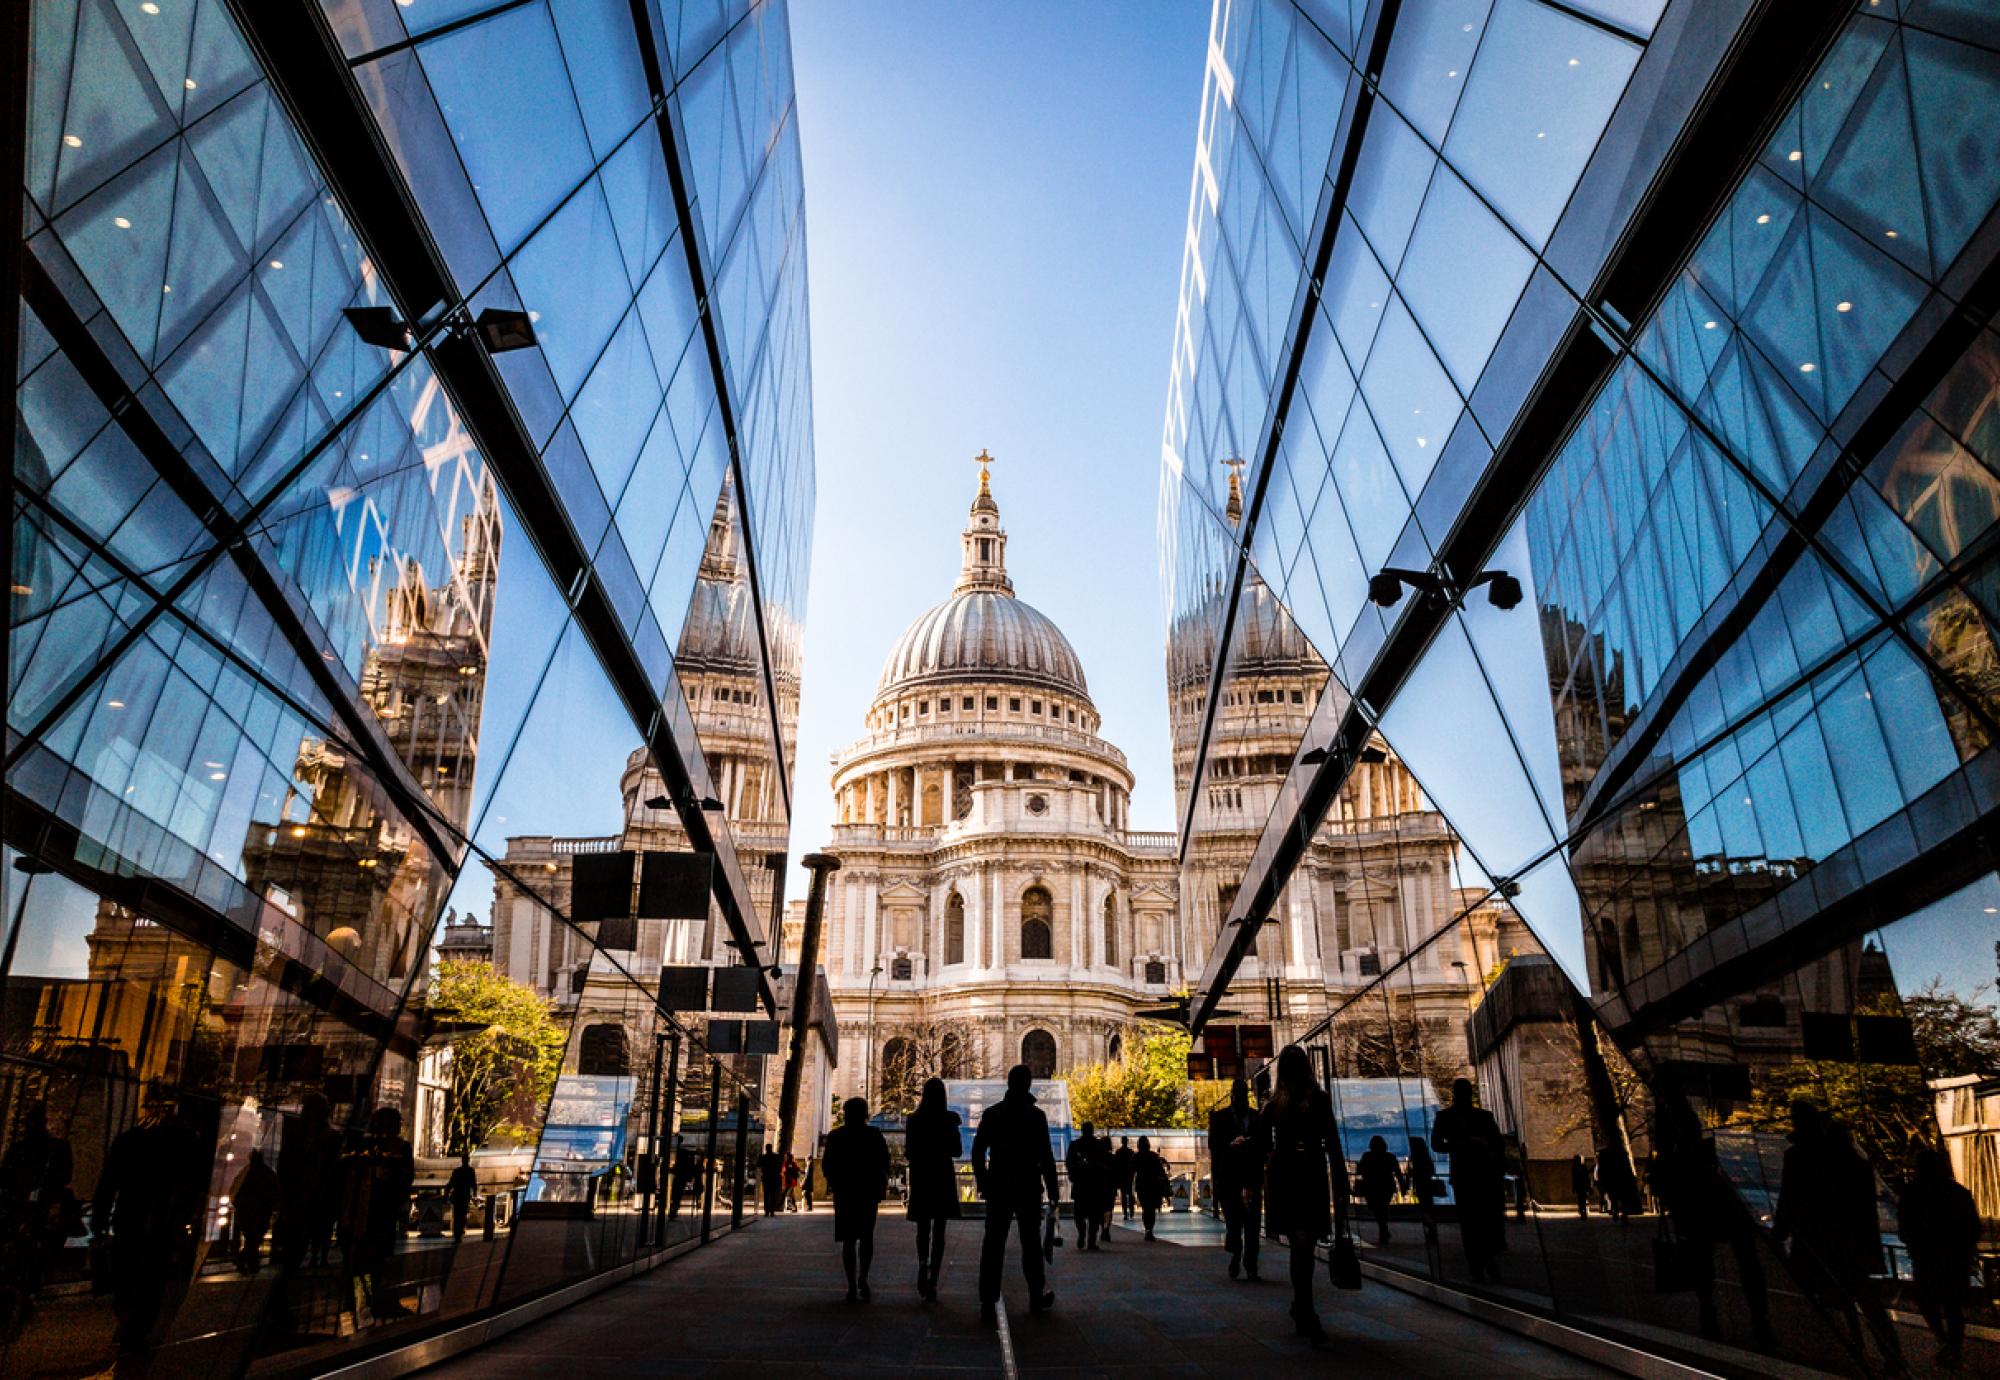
[1897,1148,1977,1367]
[758,1146,784,1217]
[231,1149,279,1274]
[339,1106,415,1322]
[446,1155,478,1240]
[1358,1136,1405,1245]
[822,1097,890,1302]
[0,1101,75,1326]
[1208,1077,1265,1277]
[1570,1154,1593,1218]
[91,1091,206,1359]
[1773,1101,1903,1369]
[277,1093,343,1269]
[1430,1079,1506,1282]
[1652,1096,1773,1349]
[1257,1046,1345,1347]
[668,1139,696,1218]
[904,1078,961,1301]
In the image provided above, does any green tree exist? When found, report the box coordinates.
[1065,1026,1216,1129]
[428,958,566,1156]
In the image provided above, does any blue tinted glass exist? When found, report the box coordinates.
[1444,0,1639,248]
[1379,0,1492,146]
[1397,166,1534,393]
[1347,107,1434,272]
[1358,297,1460,496]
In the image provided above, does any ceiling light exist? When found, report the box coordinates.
[1787,150,1802,162]
[1885,229,1899,239]
[1703,320,1718,330]
[290,826,307,837]
[185,78,198,90]
[107,699,126,709]
[269,259,283,269]
[112,216,131,229]
[1535,131,1546,140]
[162,284,171,293]
[1835,300,1852,313]
[1447,70,1458,78]
[1461,21,1473,30]
[141,1,160,11]
[1567,57,1579,67]
[63,134,82,148]
[209,771,226,780]
[1755,213,1771,225]
[1799,362,1816,373]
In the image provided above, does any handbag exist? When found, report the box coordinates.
[1328,1206,1363,1290]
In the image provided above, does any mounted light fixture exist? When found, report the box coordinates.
[1298,745,1329,766]
[472,307,536,352]
[341,305,412,350]
[645,792,725,812]
[1369,565,1523,612]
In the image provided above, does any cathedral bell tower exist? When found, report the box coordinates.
[954,449,1014,597]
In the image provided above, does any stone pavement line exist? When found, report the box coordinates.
[994,1297,1019,1380]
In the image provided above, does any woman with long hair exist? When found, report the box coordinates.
[904,1078,962,1300]
[1258,1045,1346,1345]
[821,1097,891,1301]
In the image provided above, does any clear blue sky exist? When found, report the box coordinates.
[783,2,1211,896]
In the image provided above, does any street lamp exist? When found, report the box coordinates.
[1368,566,1523,611]
[862,962,884,1104]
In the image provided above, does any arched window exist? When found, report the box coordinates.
[1021,886,1053,960]
[945,891,965,966]
[1102,893,1117,966]
[1107,1032,1123,1063]
[1021,1028,1057,1079]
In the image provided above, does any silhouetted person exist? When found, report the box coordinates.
[1570,1154,1593,1218]
[231,1149,279,1274]
[1653,1098,1773,1349]
[822,1097,889,1301]
[1898,1148,1977,1367]
[276,1092,342,1269]
[759,1146,784,1217]
[668,1140,697,1219]
[1258,1045,1345,1346]
[972,1064,1059,1324]
[340,1106,415,1321]
[1066,1121,1110,1251]
[783,1153,803,1212]
[1208,1077,1265,1278]
[92,1094,206,1358]
[1357,1135,1404,1245]
[803,1154,818,1211]
[1597,1139,1638,1222]
[1,1100,75,1318]
[446,1154,478,1240]
[905,1078,962,1300]
[1430,1078,1505,1282]
[1774,1103,1903,1369]
[1408,1136,1441,1252]
[1113,1135,1137,1221]
[1133,1136,1171,1240]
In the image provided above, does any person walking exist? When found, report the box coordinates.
[446,1154,478,1240]
[971,1064,1059,1325]
[339,1105,417,1320]
[905,1078,962,1301]
[230,1149,279,1274]
[1430,1078,1506,1283]
[1207,1077,1265,1278]
[1356,1135,1404,1246]
[822,1098,890,1301]
[1898,1147,1978,1367]
[1569,1154,1593,1218]
[1113,1136,1137,1222]
[1065,1122,1109,1251]
[803,1154,817,1212]
[782,1153,803,1212]
[1259,1045,1346,1346]
[758,1145,784,1217]
[1133,1136,1171,1240]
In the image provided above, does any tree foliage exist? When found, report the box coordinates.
[1065,1026,1213,1129]
[428,958,566,1156]
[875,1014,981,1116]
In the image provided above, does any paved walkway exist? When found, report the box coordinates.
[424,1210,1618,1378]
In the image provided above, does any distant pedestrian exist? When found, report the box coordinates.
[905,1079,962,1302]
[1065,1122,1110,1251]
[1356,1135,1404,1246]
[803,1154,817,1211]
[759,1146,784,1217]
[1570,1154,1592,1218]
[1113,1136,1137,1221]
[1133,1136,1170,1240]
[1207,1077,1265,1278]
[1258,1045,1346,1347]
[971,1064,1059,1325]
[1898,1148,1977,1367]
[783,1153,803,1212]
[446,1154,478,1239]
[821,1098,890,1301]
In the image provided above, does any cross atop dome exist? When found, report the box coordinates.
[956,448,1012,596]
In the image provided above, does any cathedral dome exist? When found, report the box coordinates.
[878,590,1089,700]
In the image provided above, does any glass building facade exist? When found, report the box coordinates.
[1162,0,2000,1374]
[5,1,812,1375]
